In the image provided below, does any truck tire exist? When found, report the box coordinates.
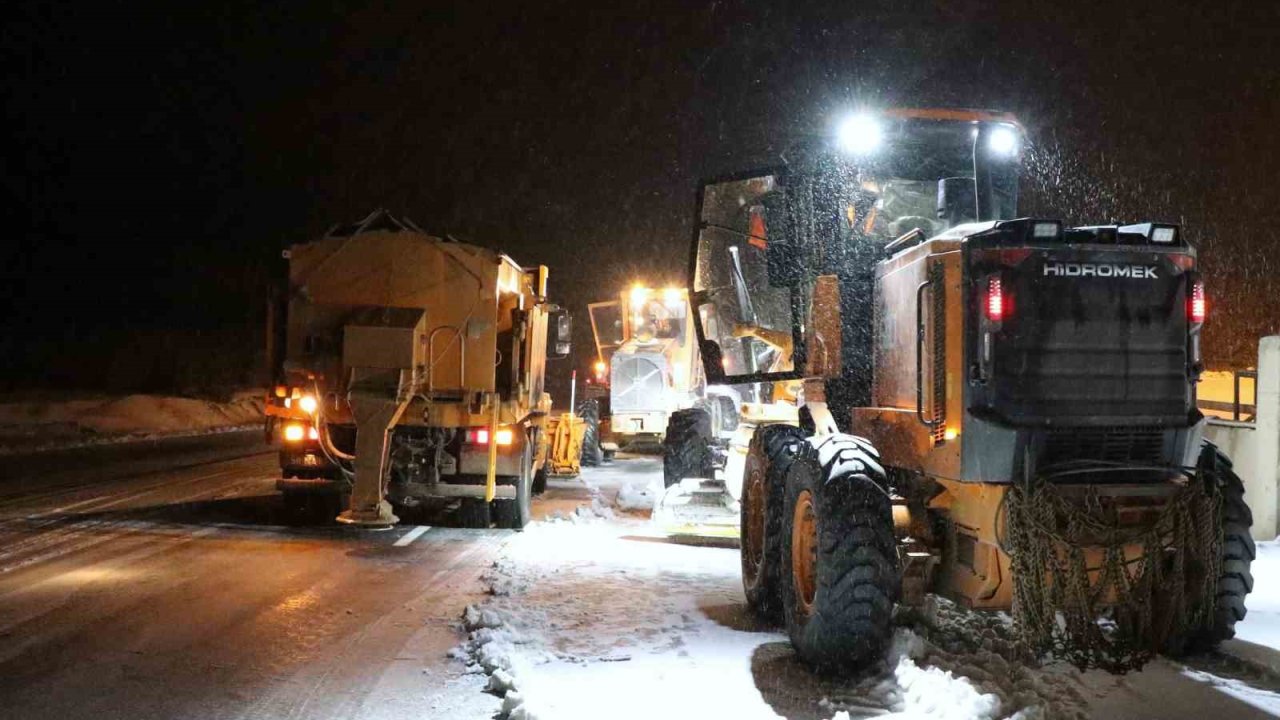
[742,424,807,622]
[459,498,491,529]
[578,399,604,467]
[780,435,899,672]
[532,466,548,495]
[1179,444,1255,651]
[663,408,713,489]
[494,442,534,530]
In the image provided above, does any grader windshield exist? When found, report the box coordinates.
[691,111,1023,385]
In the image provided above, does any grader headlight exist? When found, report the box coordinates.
[988,125,1020,157]
[835,113,883,155]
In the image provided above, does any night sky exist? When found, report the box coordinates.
[4,1,1278,392]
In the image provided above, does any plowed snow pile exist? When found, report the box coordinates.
[0,391,264,451]
[452,515,1089,720]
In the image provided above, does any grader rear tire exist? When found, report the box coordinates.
[663,408,713,488]
[741,424,807,622]
[1184,444,1255,650]
[780,435,899,672]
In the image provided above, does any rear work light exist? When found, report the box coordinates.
[1190,278,1206,324]
[985,276,1005,322]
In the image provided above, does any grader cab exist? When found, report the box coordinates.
[685,110,1253,671]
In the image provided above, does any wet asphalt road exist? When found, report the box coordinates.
[3,435,1280,720]
[0,432,504,719]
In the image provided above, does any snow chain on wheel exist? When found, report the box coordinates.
[663,408,713,489]
[742,424,807,622]
[1004,441,1250,671]
[1188,443,1254,650]
[780,434,899,672]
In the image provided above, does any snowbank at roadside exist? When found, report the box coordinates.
[0,390,265,453]
[450,516,1087,720]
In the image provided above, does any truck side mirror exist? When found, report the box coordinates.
[548,309,572,360]
[937,177,978,227]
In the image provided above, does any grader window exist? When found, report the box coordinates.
[692,172,804,384]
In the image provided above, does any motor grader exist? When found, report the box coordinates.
[672,109,1254,671]
[587,286,740,457]
[263,210,576,528]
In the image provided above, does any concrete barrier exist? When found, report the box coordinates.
[1203,336,1280,541]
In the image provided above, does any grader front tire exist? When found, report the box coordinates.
[741,424,807,622]
[780,435,899,673]
[663,408,713,489]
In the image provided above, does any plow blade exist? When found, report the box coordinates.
[653,477,740,544]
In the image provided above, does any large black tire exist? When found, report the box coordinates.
[494,442,534,530]
[663,408,713,488]
[578,399,604,467]
[742,424,807,622]
[1187,444,1255,649]
[532,466,548,495]
[459,498,491,528]
[780,434,899,672]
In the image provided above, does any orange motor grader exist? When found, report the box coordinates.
[680,109,1253,672]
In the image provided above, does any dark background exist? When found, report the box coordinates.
[3,0,1277,398]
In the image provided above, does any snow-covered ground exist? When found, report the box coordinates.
[1235,540,1280,651]
[0,390,265,453]
[451,457,1280,720]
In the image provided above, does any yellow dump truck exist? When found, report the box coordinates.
[264,210,574,528]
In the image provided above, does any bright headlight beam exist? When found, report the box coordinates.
[835,114,883,155]
[988,125,1019,156]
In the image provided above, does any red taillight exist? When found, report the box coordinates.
[464,427,514,446]
[1190,279,1206,323]
[986,276,1005,322]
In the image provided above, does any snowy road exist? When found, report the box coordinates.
[2,440,1279,720]
[458,457,1280,720]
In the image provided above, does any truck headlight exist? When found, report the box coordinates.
[283,423,306,443]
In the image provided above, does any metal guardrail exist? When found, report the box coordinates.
[1199,369,1258,423]
[1236,370,1259,422]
